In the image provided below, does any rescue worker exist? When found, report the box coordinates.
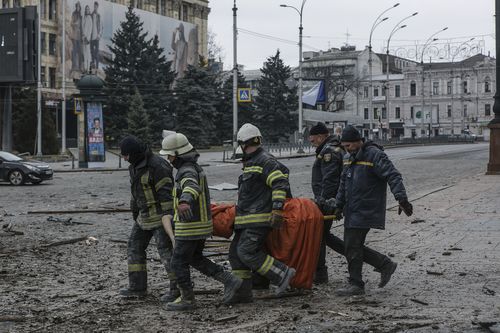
[225,123,296,304]
[334,126,413,296]
[309,122,345,284]
[159,133,242,311]
[311,122,400,287]
[119,135,177,301]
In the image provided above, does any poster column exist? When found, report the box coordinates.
[86,102,106,167]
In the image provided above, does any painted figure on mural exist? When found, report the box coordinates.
[91,1,103,71]
[82,5,93,73]
[171,23,188,78]
[70,1,83,72]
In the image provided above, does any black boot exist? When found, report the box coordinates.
[224,279,253,304]
[275,267,296,295]
[214,271,243,304]
[120,270,147,298]
[335,283,365,296]
[166,287,195,311]
[377,261,397,288]
[160,280,180,303]
[314,266,329,284]
[252,272,270,290]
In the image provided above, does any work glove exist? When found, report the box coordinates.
[313,197,326,211]
[177,202,193,221]
[334,207,343,221]
[398,199,413,217]
[269,210,285,229]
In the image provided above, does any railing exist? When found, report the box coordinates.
[222,142,314,161]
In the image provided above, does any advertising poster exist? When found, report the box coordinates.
[62,0,199,80]
[86,102,105,164]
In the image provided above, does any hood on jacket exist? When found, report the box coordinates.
[172,149,199,169]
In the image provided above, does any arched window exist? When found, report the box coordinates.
[485,76,491,93]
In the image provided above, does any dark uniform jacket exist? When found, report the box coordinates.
[311,135,344,200]
[172,151,212,240]
[335,141,408,230]
[130,151,174,230]
[235,147,291,229]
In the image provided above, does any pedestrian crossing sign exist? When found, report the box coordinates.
[238,88,252,103]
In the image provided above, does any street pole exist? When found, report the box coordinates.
[429,57,432,138]
[61,0,66,154]
[36,0,42,156]
[487,0,500,174]
[369,3,398,139]
[280,0,306,152]
[419,27,447,138]
[385,12,417,139]
[232,0,238,157]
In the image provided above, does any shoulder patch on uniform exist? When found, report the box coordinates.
[323,153,332,162]
[334,147,341,152]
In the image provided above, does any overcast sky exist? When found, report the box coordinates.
[208,0,496,70]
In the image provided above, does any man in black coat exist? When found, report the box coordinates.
[334,126,413,296]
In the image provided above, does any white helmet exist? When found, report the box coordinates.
[159,133,193,156]
[237,123,262,143]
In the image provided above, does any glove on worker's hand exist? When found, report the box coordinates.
[334,207,343,221]
[269,210,285,229]
[177,202,193,221]
[313,197,326,211]
[398,200,413,217]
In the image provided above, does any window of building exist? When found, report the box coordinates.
[364,108,369,120]
[432,82,439,95]
[335,100,344,111]
[41,32,46,55]
[49,0,57,20]
[49,67,56,88]
[363,86,368,98]
[2,0,9,8]
[395,85,400,98]
[161,0,166,15]
[136,0,143,8]
[382,107,387,119]
[49,34,56,56]
[335,84,345,93]
[447,105,452,118]
[463,80,468,94]
[410,81,416,96]
[485,104,491,116]
[374,87,379,97]
[13,0,20,7]
[374,108,379,120]
[485,77,491,93]
[41,66,46,86]
[182,3,188,21]
[463,104,467,118]
[395,107,401,119]
[447,81,452,95]
[382,85,386,96]
[40,0,46,19]
[410,106,414,119]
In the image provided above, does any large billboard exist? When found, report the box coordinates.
[62,0,199,80]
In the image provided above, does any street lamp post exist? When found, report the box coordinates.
[487,0,500,174]
[419,27,448,137]
[385,12,418,138]
[368,3,399,139]
[281,0,306,152]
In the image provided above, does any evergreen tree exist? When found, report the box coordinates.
[254,50,298,143]
[173,64,218,148]
[141,35,176,144]
[103,6,150,143]
[213,71,254,144]
[127,88,153,145]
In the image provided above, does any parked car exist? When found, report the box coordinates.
[0,151,53,185]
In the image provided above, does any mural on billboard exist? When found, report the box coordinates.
[63,0,199,79]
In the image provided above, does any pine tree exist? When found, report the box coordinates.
[213,71,254,144]
[141,35,176,143]
[103,6,150,142]
[173,64,218,148]
[254,50,298,143]
[127,88,153,146]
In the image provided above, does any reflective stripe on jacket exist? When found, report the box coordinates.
[130,152,174,230]
[311,135,344,200]
[235,147,291,229]
[173,154,212,240]
[335,141,408,229]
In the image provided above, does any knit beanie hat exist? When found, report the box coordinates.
[309,122,329,135]
[341,125,362,142]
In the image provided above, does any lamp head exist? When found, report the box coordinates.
[412,12,418,16]
[393,3,400,7]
